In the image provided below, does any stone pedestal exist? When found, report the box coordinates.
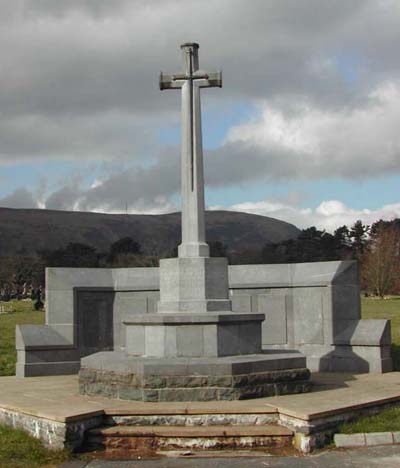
[79,257,312,401]
[158,257,231,312]
[124,313,264,358]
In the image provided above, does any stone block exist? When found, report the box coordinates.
[46,289,75,324]
[164,326,178,356]
[217,324,240,356]
[144,326,165,357]
[332,285,361,320]
[293,289,324,345]
[176,325,204,357]
[258,295,287,345]
[229,264,291,288]
[231,294,252,313]
[125,325,145,355]
[334,433,365,447]
[334,319,391,346]
[158,257,229,311]
[392,432,400,444]
[365,432,393,446]
[203,324,218,356]
[238,322,262,354]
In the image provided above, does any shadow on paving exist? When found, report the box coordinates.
[61,445,400,468]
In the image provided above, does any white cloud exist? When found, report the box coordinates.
[225,81,400,178]
[210,199,400,232]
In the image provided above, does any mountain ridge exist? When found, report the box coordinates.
[0,207,300,257]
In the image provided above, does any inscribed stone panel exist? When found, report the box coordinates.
[76,291,114,356]
[257,294,287,345]
[293,289,324,344]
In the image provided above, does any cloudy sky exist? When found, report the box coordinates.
[1,0,400,231]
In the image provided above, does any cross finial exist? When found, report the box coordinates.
[181,43,199,74]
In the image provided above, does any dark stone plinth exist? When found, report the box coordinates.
[79,351,312,401]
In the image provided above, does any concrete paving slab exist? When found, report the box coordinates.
[1,372,400,423]
[59,445,400,468]
[266,372,400,421]
[335,433,366,447]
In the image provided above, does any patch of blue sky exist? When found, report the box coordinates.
[205,175,400,211]
[0,160,96,198]
[156,101,257,150]
[335,52,362,84]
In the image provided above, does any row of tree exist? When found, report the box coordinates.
[260,219,400,298]
[1,219,399,299]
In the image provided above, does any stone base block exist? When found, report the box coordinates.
[158,257,230,313]
[124,312,265,358]
[79,351,311,401]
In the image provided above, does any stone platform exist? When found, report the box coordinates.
[79,351,311,401]
[2,373,400,454]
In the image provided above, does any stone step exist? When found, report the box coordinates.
[85,424,294,456]
[103,407,279,427]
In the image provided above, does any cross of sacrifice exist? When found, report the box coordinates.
[160,43,222,258]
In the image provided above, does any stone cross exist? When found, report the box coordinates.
[160,43,222,258]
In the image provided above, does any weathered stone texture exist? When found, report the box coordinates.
[79,367,311,401]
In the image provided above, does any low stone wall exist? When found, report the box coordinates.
[0,407,102,450]
[16,260,392,376]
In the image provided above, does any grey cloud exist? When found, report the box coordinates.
[0,188,39,209]
[0,0,398,163]
[77,148,180,212]
[45,184,82,211]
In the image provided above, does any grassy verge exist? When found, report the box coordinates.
[0,424,69,468]
[338,296,400,435]
[0,301,44,376]
[340,407,400,434]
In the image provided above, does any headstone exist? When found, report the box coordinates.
[78,43,312,401]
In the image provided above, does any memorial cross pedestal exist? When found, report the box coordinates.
[79,43,311,401]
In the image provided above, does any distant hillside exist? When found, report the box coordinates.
[0,207,300,257]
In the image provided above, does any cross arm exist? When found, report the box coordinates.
[159,71,222,90]
[198,71,222,88]
[159,73,183,90]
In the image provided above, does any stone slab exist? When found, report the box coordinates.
[393,431,400,444]
[334,319,391,346]
[334,433,366,447]
[124,312,265,325]
[365,432,394,446]
[81,351,308,376]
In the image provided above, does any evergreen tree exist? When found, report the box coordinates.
[350,220,369,259]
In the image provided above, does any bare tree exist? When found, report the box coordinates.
[362,223,400,298]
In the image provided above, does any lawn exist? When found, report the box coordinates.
[339,407,400,434]
[0,300,44,376]
[361,295,400,370]
[0,424,69,468]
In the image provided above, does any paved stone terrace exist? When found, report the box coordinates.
[1,372,400,423]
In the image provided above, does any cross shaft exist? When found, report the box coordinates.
[159,43,222,258]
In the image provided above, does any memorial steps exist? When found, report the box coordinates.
[83,410,294,457]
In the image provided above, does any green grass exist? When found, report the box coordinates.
[0,424,69,468]
[0,301,44,376]
[339,407,400,434]
[361,296,400,370]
